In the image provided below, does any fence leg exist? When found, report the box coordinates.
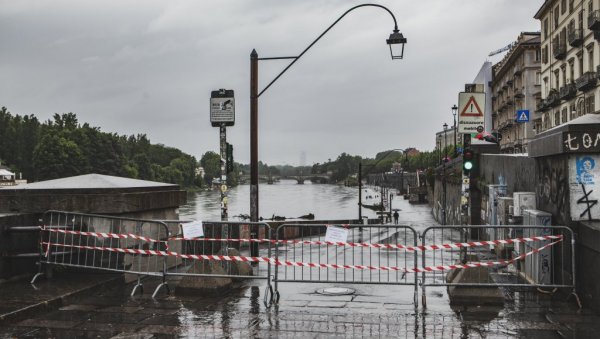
[131,275,143,296]
[30,272,44,284]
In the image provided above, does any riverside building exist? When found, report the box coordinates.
[535,0,600,133]
[491,32,542,154]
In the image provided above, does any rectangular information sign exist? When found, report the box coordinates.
[458,92,485,133]
[182,220,204,239]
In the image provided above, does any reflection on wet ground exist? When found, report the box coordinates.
[3,273,600,338]
[2,195,599,337]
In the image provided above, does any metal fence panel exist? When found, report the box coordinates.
[163,221,272,280]
[273,224,419,305]
[33,210,171,297]
[420,225,576,307]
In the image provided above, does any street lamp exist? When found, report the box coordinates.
[442,123,448,226]
[250,4,407,225]
[452,104,458,156]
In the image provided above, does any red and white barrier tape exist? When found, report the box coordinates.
[41,238,561,273]
[169,234,563,252]
[41,227,163,244]
[41,226,563,252]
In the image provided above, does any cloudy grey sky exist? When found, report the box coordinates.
[1,0,542,166]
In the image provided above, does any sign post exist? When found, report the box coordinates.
[210,89,235,224]
[457,92,486,134]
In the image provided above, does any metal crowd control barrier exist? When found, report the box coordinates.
[32,210,171,298]
[273,224,419,307]
[162,220,274,306]
[419,225,577,308]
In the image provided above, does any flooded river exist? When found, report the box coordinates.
[180,180,384,222]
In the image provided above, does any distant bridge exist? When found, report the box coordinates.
[238,174,332,184]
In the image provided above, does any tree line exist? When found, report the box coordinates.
[0,107,442,188]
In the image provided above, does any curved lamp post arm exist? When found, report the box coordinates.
[258,3,401,97]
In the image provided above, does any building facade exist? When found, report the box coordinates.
[535,0,600,133]
[491,32,541,153]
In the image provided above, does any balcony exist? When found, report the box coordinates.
[507,79,513,86]
[514,88,524,98]
[506,96,513,106]
[553,42,566,60]
[536,100,549,112]
[568,29,584,47]
[559,83,577,100]
[514,65,522,75]
[588,10,600,30]
[546,89,560,107]
[576,71,598,91]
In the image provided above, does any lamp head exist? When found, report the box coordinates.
[387,30,406,60]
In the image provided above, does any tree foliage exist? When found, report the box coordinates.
[0,107,199,188]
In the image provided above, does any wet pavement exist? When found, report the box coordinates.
[2,200,600,338]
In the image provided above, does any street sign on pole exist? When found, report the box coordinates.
[457,92,485,133]
[210,89,235,127]
[516,110,530,123]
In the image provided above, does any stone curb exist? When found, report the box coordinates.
[0,274,123,325]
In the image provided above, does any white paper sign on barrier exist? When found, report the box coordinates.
[182,220,204,238]
[325,226,348,243]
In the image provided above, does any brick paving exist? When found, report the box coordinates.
[2,274,600,338]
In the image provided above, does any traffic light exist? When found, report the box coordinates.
[463,148,474,175]
[226,143,234,173]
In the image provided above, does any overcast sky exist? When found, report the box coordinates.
[1,0,542,166]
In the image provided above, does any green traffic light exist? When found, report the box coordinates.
[464,161,473,170]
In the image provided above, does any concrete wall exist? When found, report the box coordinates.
[479,154,538,195]
[432,159,462,225]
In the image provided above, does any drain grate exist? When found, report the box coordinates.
[315,287,355,296]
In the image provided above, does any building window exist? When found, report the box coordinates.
[554,111,560,126]
[562,107,568,123]
[535,48,541,62]
[542,45,548,64]
[578,53,584,76]
[562,0,566,14]
[588,47,594,72]
[569,0,574,13]
[561,65,567,86]
[568,59,575,82]
[554,6,559,29]
[570,104,576,119]
[536,71,542,85]
[586,95,595,114]
[543,18,549,38]
[554,69,560,89]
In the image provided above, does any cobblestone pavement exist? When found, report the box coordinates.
[2,202,599,338]
[1,275,600,338]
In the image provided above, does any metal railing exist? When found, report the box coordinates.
[419,225,577,308]
[162,220,274,306]
[273,223,419,306]
[33,210,171,297]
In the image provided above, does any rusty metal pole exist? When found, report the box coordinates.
[250,49,259,258]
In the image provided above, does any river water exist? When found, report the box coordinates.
[180,179,385,222]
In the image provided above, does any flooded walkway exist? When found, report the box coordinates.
[1,199,599,337]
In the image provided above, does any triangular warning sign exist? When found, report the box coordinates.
[460,96,484,117]
[519,112,528,121]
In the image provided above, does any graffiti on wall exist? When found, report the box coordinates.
[537,161,568,219]
[569,155,600,221]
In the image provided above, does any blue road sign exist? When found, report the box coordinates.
[516,110,530,123]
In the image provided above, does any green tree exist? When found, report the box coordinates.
[200,151,221,185]
[33,133,85,180]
